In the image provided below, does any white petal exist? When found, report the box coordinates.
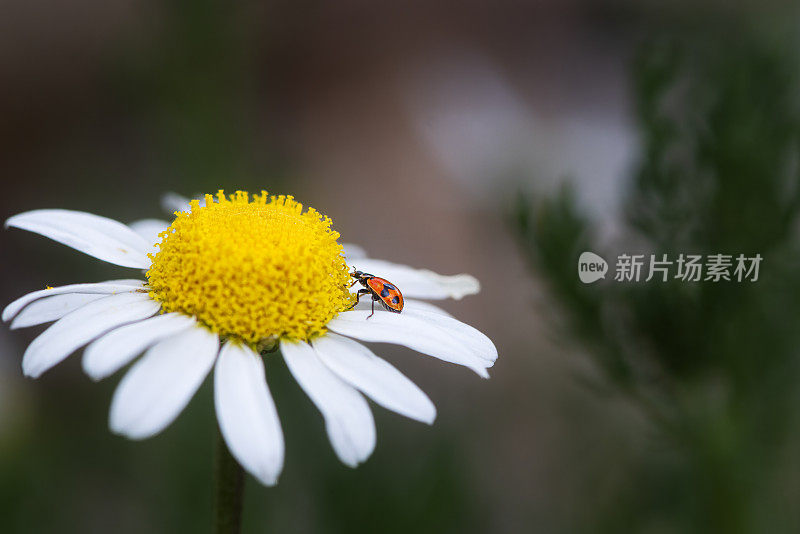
[281,340,376,467]
[10,293,108,329]
[348,259,479,300]
[6,210,152,268]
[352,297,453,318]
[109,325,218,440]
[402,299,454,317]
[342,243,368,260]
[161,192,192,214]
[83,312,196,381]
[345,301,492,364]
[161,192,206,215]
[312,333,436,424]
[402,307,497,366]
[3,280,144,323]
[128,219,170,254]
[21,293,160,378]
[327,310,491,378]
[214,342,284,486]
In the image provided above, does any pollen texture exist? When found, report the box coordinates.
[146,191,354,343]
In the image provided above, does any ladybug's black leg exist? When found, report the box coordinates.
[346,289,371,311]
[349,279,360,288]
[368,296,376,319]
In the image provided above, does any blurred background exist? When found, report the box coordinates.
[2,1,800,532]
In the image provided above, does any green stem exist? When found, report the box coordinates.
[214,429,245,534]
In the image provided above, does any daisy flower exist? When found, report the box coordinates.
[3,190,497,485]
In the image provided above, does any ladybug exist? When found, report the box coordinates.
[348,270,404,318]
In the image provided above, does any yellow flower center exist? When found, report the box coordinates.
[146,191,354,344]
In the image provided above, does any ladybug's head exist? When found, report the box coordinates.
[350,269,372,280]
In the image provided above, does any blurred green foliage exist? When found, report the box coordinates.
[0,359,483,533]
[515,25,800,534]
[6,1,800,532]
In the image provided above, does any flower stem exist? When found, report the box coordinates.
[214,429,245,534]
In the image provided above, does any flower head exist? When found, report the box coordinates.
[3,191,496,485]
[147,191,353,343]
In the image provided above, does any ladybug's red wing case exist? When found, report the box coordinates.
[366,277,404,312]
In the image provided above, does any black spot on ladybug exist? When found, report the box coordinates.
[383,283,395,290]
[380,288,390,298]
[391,296,400,304]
